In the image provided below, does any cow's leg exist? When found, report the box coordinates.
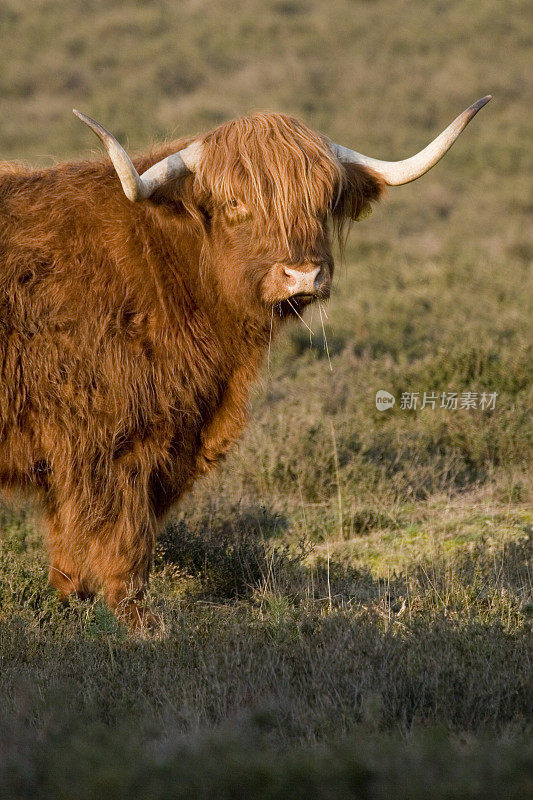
[84,467,161,635]
[46,510,94,601]
[46,459,162,634]
[97,514,161,635]
[48,559,93,601]
[48,509,160,632]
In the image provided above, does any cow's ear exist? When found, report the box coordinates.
[334,162,385,222]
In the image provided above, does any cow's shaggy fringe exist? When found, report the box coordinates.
[193,112,383,252]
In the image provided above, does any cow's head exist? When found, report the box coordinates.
[182,113,386,319]
[74,97,490,321]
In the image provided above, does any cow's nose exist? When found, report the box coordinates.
[283,265,321,295]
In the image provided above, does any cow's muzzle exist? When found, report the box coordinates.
[282,264,329,299]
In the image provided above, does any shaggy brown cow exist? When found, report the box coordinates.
[0,96,490,630]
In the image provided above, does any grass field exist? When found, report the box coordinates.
[0,0,532,797]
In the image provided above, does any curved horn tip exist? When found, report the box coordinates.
[470,95,492,113]
[72,108,92,124]
[72,108,111,142]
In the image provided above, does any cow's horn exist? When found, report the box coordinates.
[330,96,492,186]
[73,110,202,201]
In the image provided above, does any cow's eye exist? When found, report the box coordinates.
[225,199,249,217]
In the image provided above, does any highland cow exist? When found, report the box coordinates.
[0,96,490,630]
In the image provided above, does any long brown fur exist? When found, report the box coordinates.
[0,112,383,630]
